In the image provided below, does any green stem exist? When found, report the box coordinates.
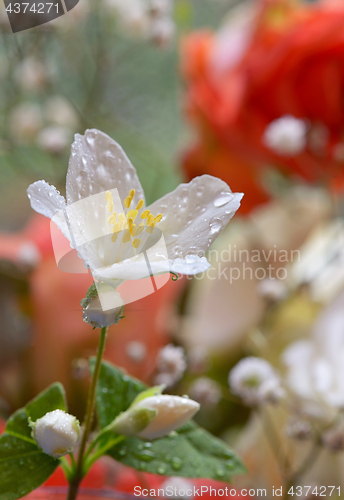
[85,435,125,471]
[67,326,108,500]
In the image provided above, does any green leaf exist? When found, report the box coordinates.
[93,360,246,482]
[0,383,67,500]
[90,358,147,428]
[26,383,67,423]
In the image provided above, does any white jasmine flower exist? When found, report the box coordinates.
[37,126,70,154]
[189,377,222,406]
[263,115,308,156]
[31,409,80,458]
[45,96,79,130]
[10,103,43,143]
[229,357,283,406]
[27,129,243,324]
[112,393,200,440]
[283,291,344,419]
[154,344,186,387]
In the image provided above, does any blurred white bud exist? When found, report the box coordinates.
[149,0,173,16]
[17,242,41,268]
[112,394,199,440]
[151,16,175,47]
[263,115,308,156]
[160,478,194,500]
[126,341,147,363]
[322,426,344,451]
[257,278,287,302]
[45,96,79,130]
[15,58,48,93]
[285,418,312,441]
[229,357,284,406]
[189,377,222,407]
[32,410,80,458]
[10,103,43,143]
[154,344,186,387]
[37,126,70,154]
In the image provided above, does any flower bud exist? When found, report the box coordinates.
[111,394,200,440]
[31,410,80,458]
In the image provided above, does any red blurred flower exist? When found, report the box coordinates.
[182,0,344,213]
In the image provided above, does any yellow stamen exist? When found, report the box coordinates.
[118,213,126,224]
[122,230,132,243]
[108,212,117,224]
[105,191,114,213]
[146,225,155,234]
[132,239,141,249]
[147,214,154,225]
[124,196,132,209]
[128,218,136,236]
[134,225,144,236]
[136,199,144,210]
[127,209,138,221]
[141,210,150,219]
[154,214,163,224]
[129,189,135,199]
[111,233,118,243]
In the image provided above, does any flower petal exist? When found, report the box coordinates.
[170,255,211,275]
[66,129,145,208]
[146,174,243,258]
[27,180,70,241]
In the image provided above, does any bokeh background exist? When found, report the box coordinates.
[2,0,344,497]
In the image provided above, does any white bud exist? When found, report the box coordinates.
[154,344,186,388]
[229,357,284,406]
[112,394,200,440]
[263,115,308,156]
[82,283,125,328]
[10,103,43,143]
[37,126,70,154]
[189,377,222,407]
[135,395,199,439]
[32,410,80,458]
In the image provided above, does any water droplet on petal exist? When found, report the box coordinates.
[214,192,233,207]
[157,465,166,474]
[209,217,222,234]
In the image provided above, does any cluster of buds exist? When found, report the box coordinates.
[104,0,175,47]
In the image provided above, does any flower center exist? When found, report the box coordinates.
[105,190,163,250]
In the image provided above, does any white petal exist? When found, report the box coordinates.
[146,175,243,258]
[170,255,210,275]
[93,253,171,281]
[27,180,70,240]
[66,129,145,208]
